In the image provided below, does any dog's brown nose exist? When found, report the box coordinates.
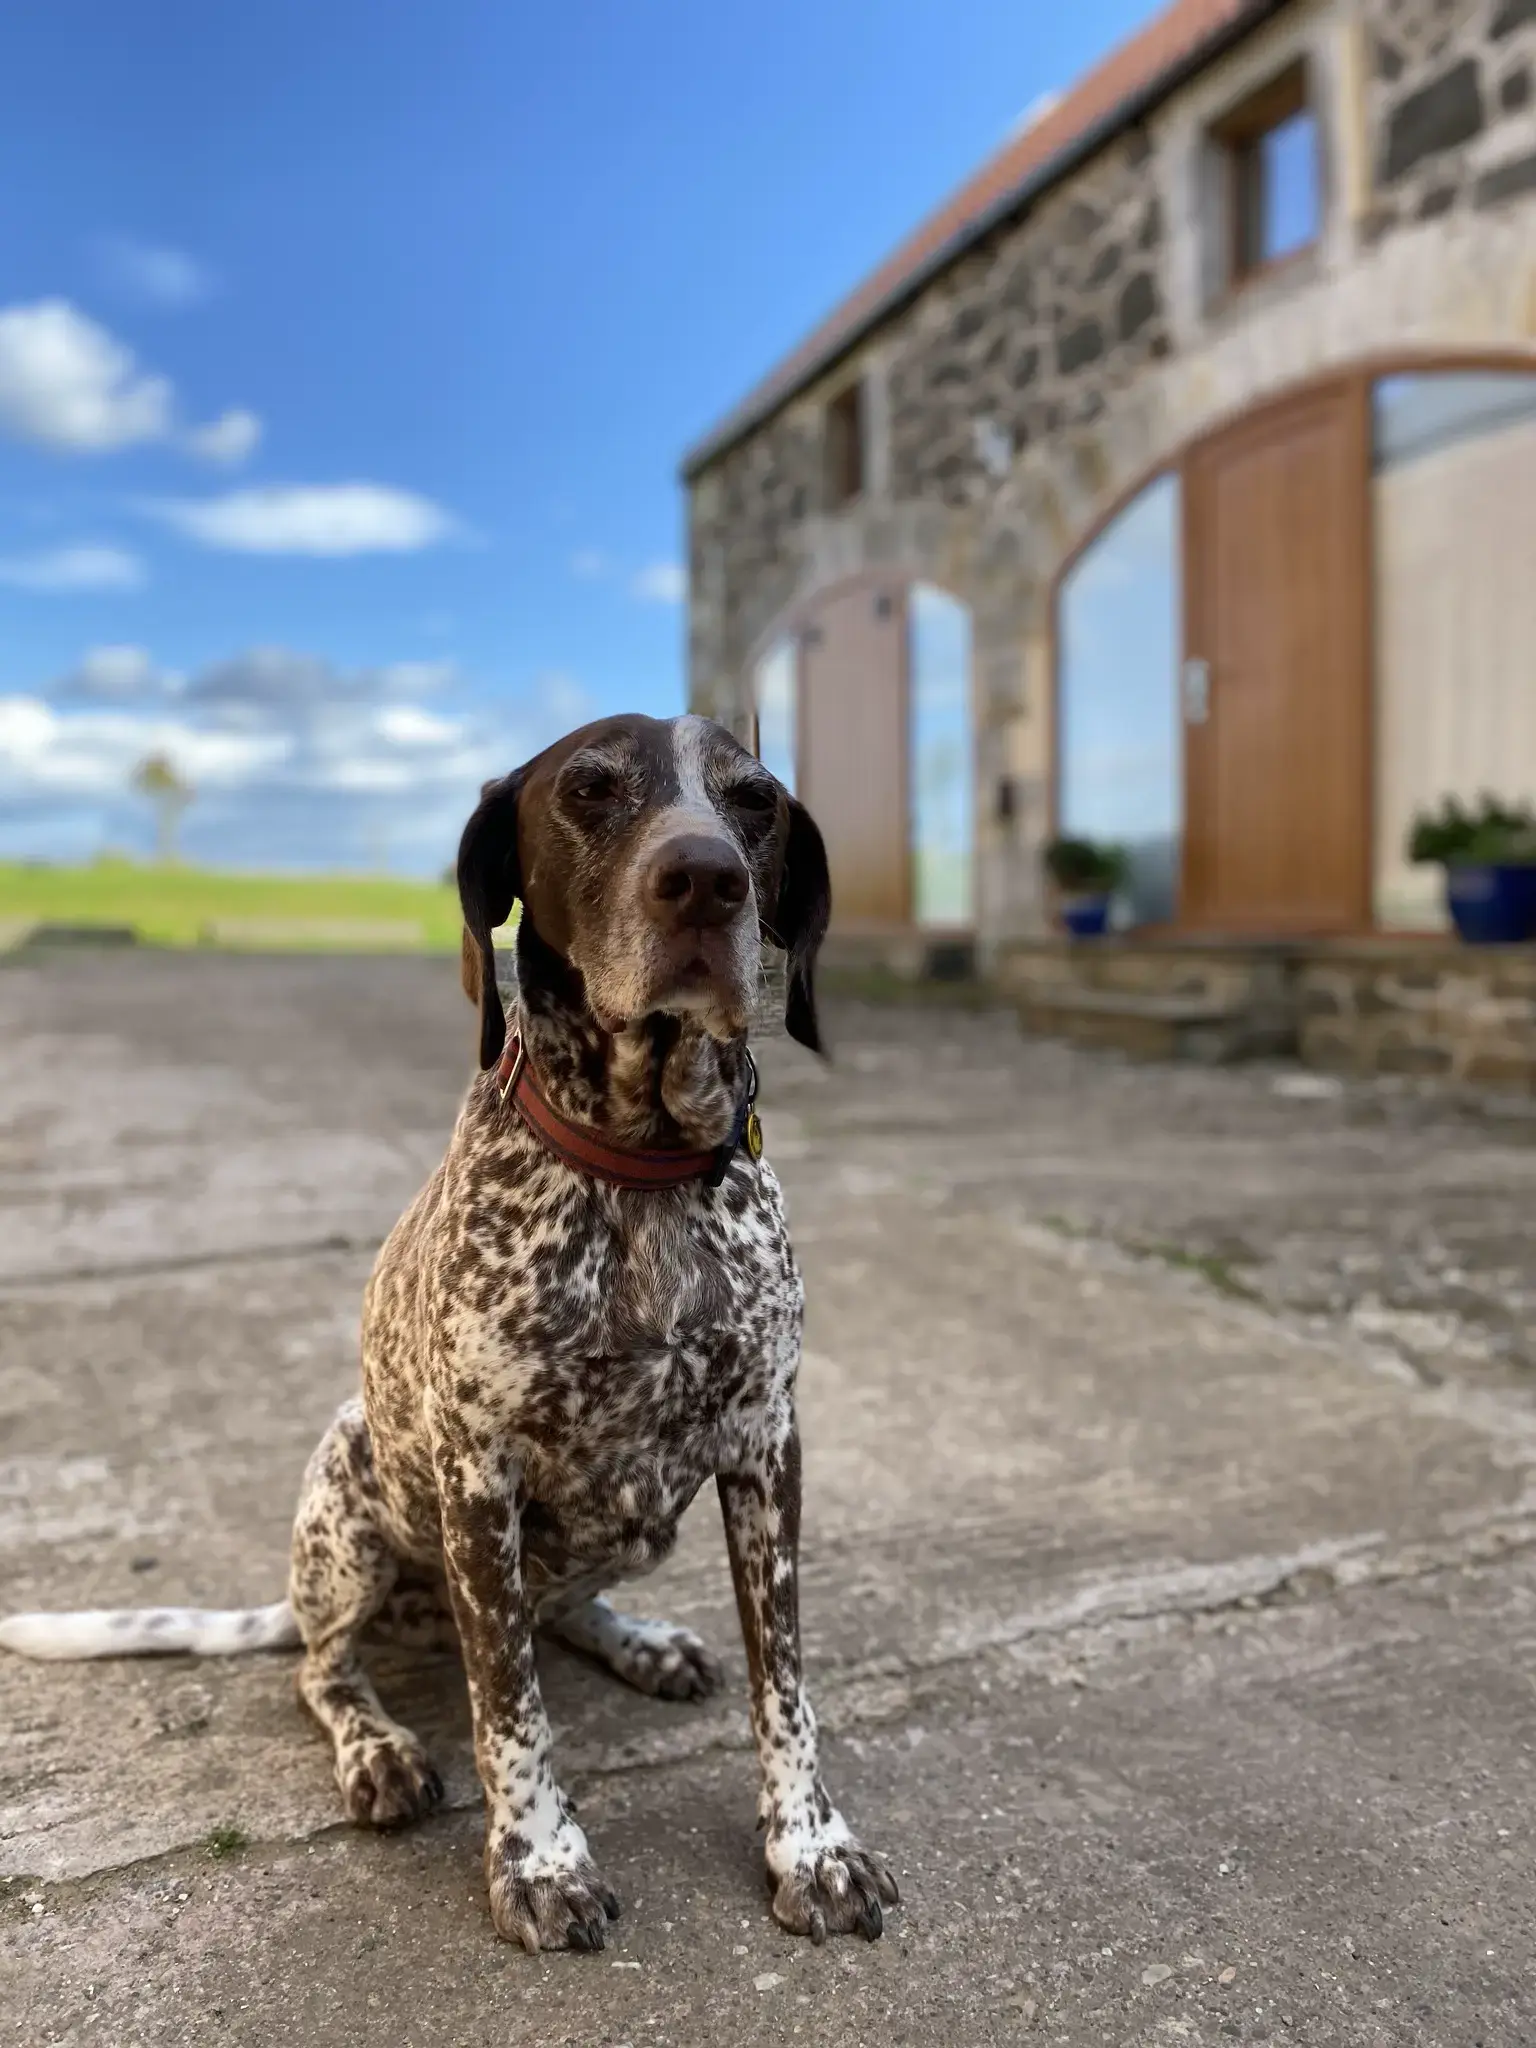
[644,834,751,930]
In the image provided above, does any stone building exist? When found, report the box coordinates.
[682,0,1536,984]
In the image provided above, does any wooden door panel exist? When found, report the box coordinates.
[1182,382,1370,932]
[798,579,909,927]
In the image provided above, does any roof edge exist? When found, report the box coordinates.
[681,0,1290,483]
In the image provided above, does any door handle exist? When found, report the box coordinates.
[1182,658,1211,726]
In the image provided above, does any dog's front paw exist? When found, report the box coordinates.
[487,1820,623,1954]
[336,1734,444,1829]
[550,1600,725,1702]
[612,1618,723,1701]
[766,1825,900,1945]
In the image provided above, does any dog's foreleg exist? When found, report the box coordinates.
[290,1402,443,1829]
[431,1423,621,1953]
[717,1411,900,1944]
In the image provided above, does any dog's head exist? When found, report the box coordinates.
[457,713,830,1069]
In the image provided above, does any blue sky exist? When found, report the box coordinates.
[0,0,1151,873]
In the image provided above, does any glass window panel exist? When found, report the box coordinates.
[753,637,797,796]
[1057,473,1182,927]
[1374,371,1536,471]
[1259,108,1318,262]
[1372,371,1536,929]
[909,585,974,927]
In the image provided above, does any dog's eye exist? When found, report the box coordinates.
[568,770,622,809]
[728,782,777,816]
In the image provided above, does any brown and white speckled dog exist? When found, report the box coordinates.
[0,712,898,1953]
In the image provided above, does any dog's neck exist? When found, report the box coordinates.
[510,923,747,1151]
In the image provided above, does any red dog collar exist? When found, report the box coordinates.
[492,1031,761,1191]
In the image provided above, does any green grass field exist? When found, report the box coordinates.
[0,857,467,952]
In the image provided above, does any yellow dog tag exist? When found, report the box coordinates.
[744,1107,764,1161]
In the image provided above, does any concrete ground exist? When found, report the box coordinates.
[2,954,1535,2048]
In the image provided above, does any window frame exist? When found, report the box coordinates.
[1211,60,1318,291]
[822,379,866,511]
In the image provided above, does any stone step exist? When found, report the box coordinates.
[1017,985,1292,1064]
[820,928,977,983]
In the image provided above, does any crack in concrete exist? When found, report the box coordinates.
[0,1234,385,1293]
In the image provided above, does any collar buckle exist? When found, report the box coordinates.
[495,1032,527,1104]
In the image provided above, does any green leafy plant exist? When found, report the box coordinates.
[204,1823,249,1861]
[1042,836,1128,894]
[1409,794,1536,867]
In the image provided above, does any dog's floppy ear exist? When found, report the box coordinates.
[772,796,832,1056]
[457,770,524,1069]
[459,926,482,1009]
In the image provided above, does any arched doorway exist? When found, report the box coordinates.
[1057,474,1182,927]
[1053,355,1536,937]
[1058,383,1371,934]
[749,577,975,934]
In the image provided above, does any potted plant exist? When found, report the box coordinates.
[1043,836,1128,938]
[1408,794,1536,945]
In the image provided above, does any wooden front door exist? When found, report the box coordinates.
[1181,381,1371,932]
[797,577,910,926]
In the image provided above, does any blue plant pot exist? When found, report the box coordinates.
[1445,863,1536,946]
[1060,894,1111,938]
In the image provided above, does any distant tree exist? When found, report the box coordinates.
[131,752,193,864]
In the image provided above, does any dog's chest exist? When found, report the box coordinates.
[452,1160,801,1586]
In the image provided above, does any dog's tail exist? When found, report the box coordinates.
[0,1599,299,1661]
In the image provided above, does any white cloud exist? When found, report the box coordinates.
[0,543,145,592]
[630,560,687,605]
[0,694,285,799]
[99,238,213,310]
[570,548,608,580]
[373,660,454,697]
[375,704,460,749]
[0,299,258,467]
[184,407,263,466]
[182,648,458,717]
[53,645,176,703]
[535,670,592,728]
[144,483,458,556]
[0,301,173,452]
[1,642,597,871]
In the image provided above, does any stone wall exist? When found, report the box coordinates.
[884,131,1170,508]
[1301,942,1536,1085]
[996,934,1536,1089]
[1368,0,1536,229]
[687,412,821,728]
[684,127,1170,719]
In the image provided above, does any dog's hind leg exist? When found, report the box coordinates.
[545,1594,722,1702]
[290,1399,444,1829]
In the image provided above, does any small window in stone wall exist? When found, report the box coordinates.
[823,380,865,510]
[1213,61,1320,285]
